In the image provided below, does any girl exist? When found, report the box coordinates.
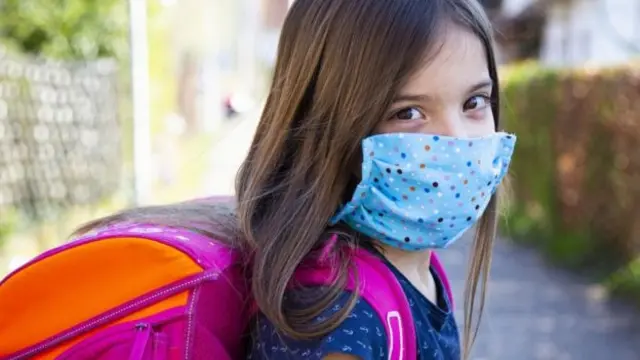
[77,0,514,359]
[245,0,514,359]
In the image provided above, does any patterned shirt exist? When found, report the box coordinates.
[248,254,460,359]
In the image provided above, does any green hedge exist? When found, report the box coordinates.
[500,61,640,301]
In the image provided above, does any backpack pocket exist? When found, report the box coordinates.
[56,308,185,360]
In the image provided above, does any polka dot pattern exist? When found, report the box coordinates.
[330,132,516,250]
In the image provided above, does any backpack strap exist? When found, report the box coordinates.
[295,244,454,360]
[349,248,418,360]
[295,246,417,360]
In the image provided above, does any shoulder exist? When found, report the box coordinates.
[249,290,387,360]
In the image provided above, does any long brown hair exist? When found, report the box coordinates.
[76,0,501,358]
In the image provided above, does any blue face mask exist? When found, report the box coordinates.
[330,132,516,251]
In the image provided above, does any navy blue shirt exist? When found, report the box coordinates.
[248,255,460,359]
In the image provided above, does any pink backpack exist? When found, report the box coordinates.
[0,225,453,360]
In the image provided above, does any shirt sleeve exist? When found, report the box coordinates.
[248,290,388,360]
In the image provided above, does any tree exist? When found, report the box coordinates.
[0,0,129,60]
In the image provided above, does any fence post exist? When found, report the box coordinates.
[128,0,152,206]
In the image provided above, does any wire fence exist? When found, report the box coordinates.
[0,47,122,220]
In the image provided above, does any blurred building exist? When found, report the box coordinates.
[540,0,639,67]
[492,0,640,67]
[254,0,289,95]
[170,0,240,133]
[166,0,288,134]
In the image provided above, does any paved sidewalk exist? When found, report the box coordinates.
[438,237,640,360]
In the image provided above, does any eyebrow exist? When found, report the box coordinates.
[468,79,493,93]
[392,79,494,104]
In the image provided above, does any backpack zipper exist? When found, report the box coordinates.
[129,323,152,360]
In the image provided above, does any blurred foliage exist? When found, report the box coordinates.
[500,61,640,301]
[0,209,18,248]
[0,0,129,60]
[0,0,129,266]
[608,257,640,306]
[0,0,188,270]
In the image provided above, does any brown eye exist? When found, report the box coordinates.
[463,95,490,111]
[393,107,423,121]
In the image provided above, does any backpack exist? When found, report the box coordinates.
[0,222,453,360]
[0,221,251,360]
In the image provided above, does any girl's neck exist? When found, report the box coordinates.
[377,244,437,303]
[379,245,431,275]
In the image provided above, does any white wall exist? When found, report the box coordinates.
[541,0,640,67]
[501,0,537,17]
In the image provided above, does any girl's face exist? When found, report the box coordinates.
[375,25,494,138]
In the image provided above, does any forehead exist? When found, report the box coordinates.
[400,25,490,96]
